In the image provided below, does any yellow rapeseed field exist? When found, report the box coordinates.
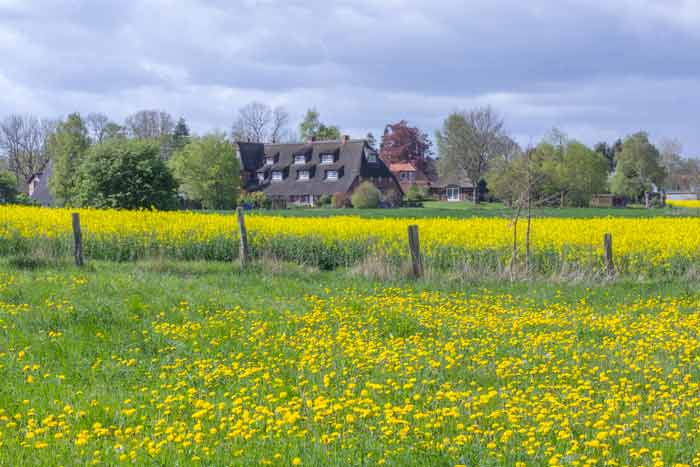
[1,205,699,273]
[666,200,700,209]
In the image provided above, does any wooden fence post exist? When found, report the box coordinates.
[71,212,83,267]
[236,207,249,267]
[603,232,614,279]
[408,225,423,278]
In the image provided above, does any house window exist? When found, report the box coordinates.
[320,153,334,165]
[447,187,460,201]
[298,170,310,181]
[366,152,377,163]
[400,172,409,181]
[326,170,338,181]
[294,154,307,165]
[257,173,265,182]
[265,156,274,165]
[271,171,283,181]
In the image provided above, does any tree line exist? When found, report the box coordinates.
[435,107,698,206]
[0,104,350,208]
[0,103,697,209]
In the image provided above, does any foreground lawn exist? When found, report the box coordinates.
[1,260,700,466]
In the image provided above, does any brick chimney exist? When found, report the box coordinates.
[340,135,350,145]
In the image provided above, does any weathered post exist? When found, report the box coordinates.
[236,207,249,267]
[71,212,83,267]
[603,232,614,279]
[408,225,423,278]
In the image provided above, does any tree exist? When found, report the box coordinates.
[271,106,290,143]
[169,133,240,210]
[593,140,621,173]
[436,107,508,203]
[556,141,609,206]
[0,170,18,204]
[299,108,341,141]
[47,113,90,206]
[124,110,175,140]
[610,132,666,201]
[232,102,290,143]
[103,122,126,140]
[657,138,700,192]
[86,113,111,143]
[76,138,178,210]
[0,114,55,183]
[380,120,432,165]
[171,117,191,152]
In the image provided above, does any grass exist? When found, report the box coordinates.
[244,201,700,219]
[2,258,700,465]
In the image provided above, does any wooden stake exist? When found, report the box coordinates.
[408,224,423,278]
[237,207,249,267]
[71,212,83,267]
[604,232,614,279]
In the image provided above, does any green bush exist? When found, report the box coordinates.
[316,194,332,207]
[405,185,422,202]
[240,191,271,209]
[0,170,18,204]
[351,181,381,209]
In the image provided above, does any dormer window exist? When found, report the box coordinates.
[257,173,265,182]
[271,171,283,181]
[326,170,338,181]
[265,156,275,166]
[320,153,334,165]
[366,152,377,163]
[298,170,310,181]
[294,154,307,165]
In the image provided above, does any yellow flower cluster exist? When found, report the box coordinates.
[667,199,700,209]
[3,282,700,465]
[2,205,700,273]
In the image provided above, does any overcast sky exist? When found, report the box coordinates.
[1,0,698,154]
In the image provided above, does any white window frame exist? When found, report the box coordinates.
[326,170,338,181]
[265,156,274,166]
[366,153,377,163]
[257,173,265,182]
[298,170,310,181]
[271,171,283,182]
[294,154,307,165]
[320,154,334,165]
[446,187,460,201]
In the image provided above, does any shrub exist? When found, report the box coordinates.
[405,185,423,202]
[240,191,271,209]
[316,194,332,207]
[351,182,381,209]
[76,139,178,210]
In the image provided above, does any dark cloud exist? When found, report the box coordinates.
[0,0,699,154]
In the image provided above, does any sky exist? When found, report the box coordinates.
[0,0,699,155]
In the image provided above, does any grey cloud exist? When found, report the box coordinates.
[0,0,699,154]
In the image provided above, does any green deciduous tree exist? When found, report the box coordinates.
[0,170,18,204]
[76,139,178,210]
[436,107,512,203]
[169,133,240,210]
[610,132,666,201]
[48,113,90,206]
[299,108,341,141]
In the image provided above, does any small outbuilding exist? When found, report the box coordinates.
[590,194,627,208]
